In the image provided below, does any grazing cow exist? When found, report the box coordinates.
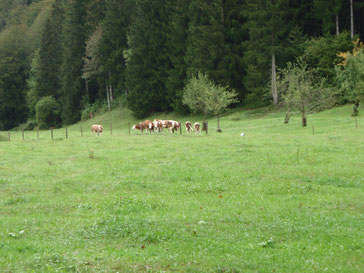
[194,122,200,134]
[185,121,193,133]
[91,124,103,136]
[144,120,154,133]
[168,120,180,133]
[153,119,163,133]
[132,122,148,133]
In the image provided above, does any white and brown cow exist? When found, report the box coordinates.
[185,121,193,133]
[144,120,154,133]
[194,122,200,134]
[168,120,180,133]
[153,119,163,133]
[132,122,148,133]
[91,124,103,136]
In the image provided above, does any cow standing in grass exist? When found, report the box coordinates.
[91,124,103,136]
[185,121,193,133]
[194,122,200,134]
[132,122,147,133]
[144,120,154,133]
[168,120,180,133]
[153,119,163,133]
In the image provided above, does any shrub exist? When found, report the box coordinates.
[35,96,61,129]
[81,100,108,121]
[19,119,37,131]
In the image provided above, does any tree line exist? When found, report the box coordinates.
[0,0,364,130]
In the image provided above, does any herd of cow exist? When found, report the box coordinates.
[132,119,201,134]
[90,120,201,135]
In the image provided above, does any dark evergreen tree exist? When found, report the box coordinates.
[313,0,342,35]
[185,0,226,85]
[165,0,190,113]
[98,0,135,99]
[36,0,64,100]
[221,0,247,101]
[185,0,246,104]
[60,0,88,124]
[243,0,288,106]
[0,25,30,130]
[125,0,171,118]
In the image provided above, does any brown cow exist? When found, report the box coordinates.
[132,122,148,133]
[91,124,103,136]
[153,119,163,133]
[144,120,154,133]
[170,120,181,133]
[185,121,193,133]
[194,122,200,134]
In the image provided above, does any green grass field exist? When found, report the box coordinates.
[0,105,363,272]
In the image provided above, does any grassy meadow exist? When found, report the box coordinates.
[0,105,363,272]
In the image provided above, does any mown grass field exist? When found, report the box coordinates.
[0,105,363,272]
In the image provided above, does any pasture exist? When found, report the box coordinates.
[0,105,363,272]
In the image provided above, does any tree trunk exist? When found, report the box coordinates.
[352,101,359,116]
[350,0,354,38]
[106,83,110,111]
[85,79,89,98]
[271,53,278,105]
[302,110,307,127]
[217,114,222,132]
[336,15,339,36]
[284,107,291,124]
[110,84,113,102]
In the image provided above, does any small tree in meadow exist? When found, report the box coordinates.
[278,59,335,127]
[182,72,238,132]
[336,39,364,116]
[35,96,62,129]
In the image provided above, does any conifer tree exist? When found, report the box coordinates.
[125,0,171,118]
[185,0,226,84]
[98,0,135,99]
[36,0,64,100]
[0,25,30,130]
[243,0,288,106]
[60,0,88,124]
[313,0,342,35]
[185,0,246,104]
[165,0,190,113]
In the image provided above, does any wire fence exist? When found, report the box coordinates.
[0,121,211,141]
[0,116,361,142]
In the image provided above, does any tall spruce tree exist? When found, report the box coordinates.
[0,25,31,130]
[98,0,135,99]
[313,0,342,35]
[60,0,88,124]
[185,0,226,85]
[243,0,288,106]
[221,0,247,101]
[125,0,171,118]
[165,0,190,113]
[36,0,64,101]
[185,0,246,104]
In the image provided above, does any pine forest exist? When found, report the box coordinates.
[1,0,364,130]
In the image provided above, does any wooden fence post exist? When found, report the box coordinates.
[128,122,130,134]
[37,127,39,139]
[66,127,68,139]
[51,127,54,140]
[22,129,24,140]
[81,125,83,137]
[355,117,358,128]
[180,122,182,135]
[110,123,113,135]
[8,131,10,141]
